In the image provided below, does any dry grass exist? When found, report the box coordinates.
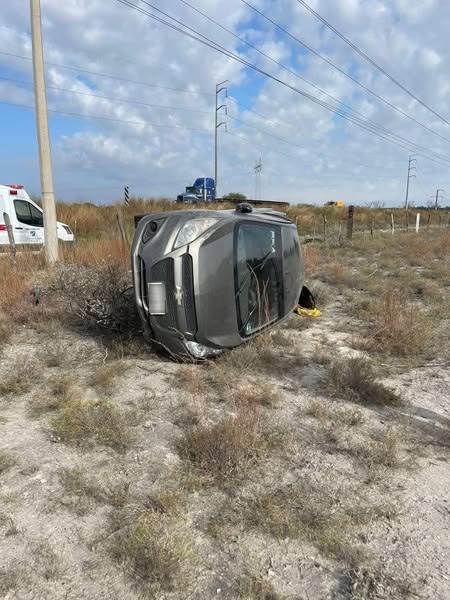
[356,428,402,470]
[89,360,128,394]
[0,451,16,476]
[238,575,283,599]
[0,313,12,347]
[243,482,382,567]
[0,358,40,397]
[234,382,281,408]
[51,397,133,452]
[29,374,77,417]
[369,289,433,357]
[110,497,194,593]
[177,407,272,485]
[327,357,401,406]
[58,466,129,514]
[306,400,364,427]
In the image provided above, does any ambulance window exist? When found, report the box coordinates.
[14,200,44,227]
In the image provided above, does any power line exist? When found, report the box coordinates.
[294,0,450,125]
[110,0,450,166]
[0,50,213,98]
[240,0,450,142]
[174,0,372,122]
[0,75,211,114]
[0,98,213,133]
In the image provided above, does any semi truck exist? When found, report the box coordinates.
[176,177,216,203]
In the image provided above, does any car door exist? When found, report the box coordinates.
[13,199,44,244]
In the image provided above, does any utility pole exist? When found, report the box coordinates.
[254,157,262,200]
[434,188,444,210]
[30,0,58,264]
[404,155,417,209]
[214,80,228,198]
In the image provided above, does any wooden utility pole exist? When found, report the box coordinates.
[30,0,59,264]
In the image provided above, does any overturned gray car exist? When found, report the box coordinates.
[131,204,304,359]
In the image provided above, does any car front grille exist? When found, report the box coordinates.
[182,254,197,334]
[150,258,177,330]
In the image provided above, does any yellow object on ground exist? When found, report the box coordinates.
[294,306,322,318]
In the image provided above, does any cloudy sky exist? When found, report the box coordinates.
[0,0,449,206]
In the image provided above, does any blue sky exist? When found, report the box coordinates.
[0,0,449,206]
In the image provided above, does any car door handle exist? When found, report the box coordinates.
[15,227,24,230]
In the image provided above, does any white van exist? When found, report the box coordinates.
[0,184,74,246]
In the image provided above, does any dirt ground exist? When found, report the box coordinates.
[0,231,449,600]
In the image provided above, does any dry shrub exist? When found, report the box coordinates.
[0,358,40,396]
[110,500,194,592]
[0,254,46,323]
[356,429,401,469]
[0,451,16,476]
[51,397,133,451]
[176,365,206,396]
[177,407,269,484]
[303,245,321,274]
[89,361,128,393]
[58,466,129,514]
[370,289,432,356]
[29,374,76,417]
[238,575,282,599]
[328,357,401,406]
[245,483,373,566]
[45,261,139,333]
[0,313,12,347]
[235,382,281,408]
[306,400,364,427]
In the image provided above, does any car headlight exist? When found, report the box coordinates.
[185,341,224,359]
[173,218,218,249]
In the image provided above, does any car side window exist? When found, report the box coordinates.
[14,200,44,227]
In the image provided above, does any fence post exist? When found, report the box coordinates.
[322,214,327,240]
[3,212,16,265]
[390,212,395,235]
[116,212,129,246]
[346,205,354,240]
[370,215,375,238]
[313,216,317,238]
[426,211,431,230]
[415,212,420,233]
[405,209,409,231]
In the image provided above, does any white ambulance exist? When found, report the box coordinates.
[0,184,74,245]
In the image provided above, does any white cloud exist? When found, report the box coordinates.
[0,0,449,205]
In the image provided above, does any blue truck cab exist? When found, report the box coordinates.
[177,177,216,203]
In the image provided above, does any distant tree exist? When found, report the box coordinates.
[222,192,247,201]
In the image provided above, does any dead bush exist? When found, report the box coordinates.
[58,466,129,514]
[0,358,40,396]
[29,374,77,417]
[177,407,270,484]
[45,262,140,333]
[327,357,401,406]
[356,428,401,469]
[0,451,16,476]
[0,314,12,347]
[370,289,433,356]
[235,382,281,408]
[238,575,283,599]
[306,401,364,427]
[51,397,133,452]
[89,360,127,394]
[110,501,194,592]
[245,482,373,566]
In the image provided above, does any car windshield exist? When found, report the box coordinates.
[235,223,282,336]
